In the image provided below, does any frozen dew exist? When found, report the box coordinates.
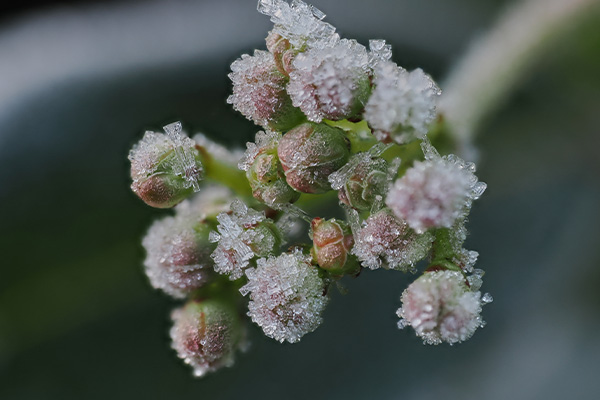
[482,292,494,304]
[386,143,486,233]
[397,270,487,345]
[368,39,393,69]
[210,200,280,280]
[240,249,329,343]
[239,130,281,172]
[257,0,339,49]
[170,299,242,377]
[163,122,203,192]
[142,187,232,298]
[287,39,370,122]
[364,62,441,144]
[352,208,433,271]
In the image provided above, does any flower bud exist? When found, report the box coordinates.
[239,130,300,206]
[170,298,243,377]
[240,249,329,343]
[210,200,282,280]
[352,208,433,271]
[142,188,232,298]
[228,50,305,132]
[129,122,204,208]
[397,270,488,345]
[311,218,358,276]
[337,155,389,211]
[386,141,487,233]
[287,39,371,122]
[278,122,350,194]
[266,30,296,76]
[364,62,441,144]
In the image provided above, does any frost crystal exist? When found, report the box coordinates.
[210,200,280,280]
[368,39,393,68]
[142,187,232,298]
[170,300,242,377]
[240,249,328,343]
[397,270,487,345]
[364,62,441,144]
[386,141,487,233]
[287,39,370,122]
[257,0,339,49]
[239,130,280,172]
[163,122,203,192]
[352,209,433,271]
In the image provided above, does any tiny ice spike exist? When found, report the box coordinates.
[170,298,243,377]
[142,187,232,298]
[287,39,371,122]
[397,270,488,345]
[386,140,487,233]
[129,122,204,208]
[240,249,328,343]
[210,199,282,280]
[364,62,441,144]
[352,208,433,271]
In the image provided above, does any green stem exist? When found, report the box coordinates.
[198,147,252,199]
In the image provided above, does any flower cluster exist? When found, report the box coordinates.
[128,0,491,377]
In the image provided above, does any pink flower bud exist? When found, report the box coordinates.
[129,123,204,208]
[170,298,243,377]
[277,122,350,194]
[266,30,295,76]
[397,270,488,345]
[287,39,371,122]
[352,209,433,271]
[311,217,358,276]
[228,50,305,132]
[386,144,486,233]
[239,130,300,206]
[142,188,232,298]
[239,249,329,343]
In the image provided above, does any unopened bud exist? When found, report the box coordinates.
[228,50,305,132]
[239,130,300,206]
[337,156,389,211]
[397,270,488,345]
[129,122,204,208]
[278,122,350,194]
[266,30,296,76]
[170,298,243,377]
[311,218,359,276]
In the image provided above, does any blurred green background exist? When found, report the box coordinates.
[1,0,599,399]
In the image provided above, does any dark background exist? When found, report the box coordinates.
[1,0,599,399]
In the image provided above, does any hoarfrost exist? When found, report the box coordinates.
[163,122,203,192]
[368,39,393,68]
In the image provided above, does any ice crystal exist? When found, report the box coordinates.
[287,39,370,122]
[240,249,328,343]
[170,300,242,377]
[386,141,486,233]
[397,270,487,345]
[239,130,280,172]
[352,209,433,271]
[368,39,393,69]
[163,122,204,192]
[210,200,280,280]
[364,62,441,144]
[257,0,339,50]
[142,187,231,298]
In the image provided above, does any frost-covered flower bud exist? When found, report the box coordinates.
[386,141,487,233]
[228,50,305,132]
[397,270,489,345]
[210,199,282,280]
[239,130,300,206]
[266,30,296,76]
[142,188,232,298]
[278,122,350,194]
[311,218,359,277]
[129,122,204,208]
[170,298,243,377]
[364,62,441,144]
[337,155,389,211]
[352,208,433,271]
[287,39,371,122]
[240,249,329,343]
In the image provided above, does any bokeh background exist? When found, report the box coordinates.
[1,0,599,399]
